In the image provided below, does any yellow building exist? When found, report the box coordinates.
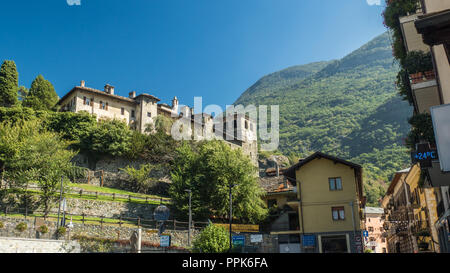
[382,164,440,253]
[273,152,365,253]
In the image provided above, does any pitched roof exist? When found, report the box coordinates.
[58,86,161,105]
[385,167,411,195]
[284,151,362,181]
[283,151,363,200]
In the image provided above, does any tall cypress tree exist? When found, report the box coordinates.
[0,60,19,107]
[23,75,59,111]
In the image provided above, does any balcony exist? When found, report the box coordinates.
[410,70,436,85]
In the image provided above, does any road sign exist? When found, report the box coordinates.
[232,235,245,247]
[302,235,316,248]
[411,143,439,169]
[154,205,170,221]
[160,235,171,247]
[363,230,369,237]
[250,234,263,243]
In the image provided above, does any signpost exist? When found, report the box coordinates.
[232,235,245,247]
[363,230,369,238]
[250,234,263,243]
[302,235,316,248]
[154,205,170,236]
[160,235,171,247]
[411,143,439,169]
[431,103,450,172]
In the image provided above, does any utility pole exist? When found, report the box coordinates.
[185,189,192,246]
[229,184,236,252]
[56,176,64,229]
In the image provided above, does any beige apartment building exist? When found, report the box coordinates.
[364,207,387,253]
[392,0,450,253]
[57,81,259,166]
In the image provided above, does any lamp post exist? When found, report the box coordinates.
[185,189,192,246]
[56,176,64,229]
[229,184,236,252]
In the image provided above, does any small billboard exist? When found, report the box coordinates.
[431,103,450,172]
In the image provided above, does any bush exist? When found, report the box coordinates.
[56,226,67,236]
[406,113,436,149]
[403,51,433,74]
[15,222,27,232]
[0,221,4,228]
[192,224,230,253]
[364,248,373,253]
[38,225,49,234]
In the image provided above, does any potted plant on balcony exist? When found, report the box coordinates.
[404,51,433,83]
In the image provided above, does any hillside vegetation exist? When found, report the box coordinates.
[235,32,413,206]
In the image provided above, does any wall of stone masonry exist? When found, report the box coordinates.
[0,196,158,219]
[0,216,198,251]
[0,216,280,253]
[0,237,80,253]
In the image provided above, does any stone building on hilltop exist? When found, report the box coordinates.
[57,81,258,166]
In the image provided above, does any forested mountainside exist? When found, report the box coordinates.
[235,32,413,205]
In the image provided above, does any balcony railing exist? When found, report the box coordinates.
[410,70,436,84]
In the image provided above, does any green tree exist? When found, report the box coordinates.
[0,60,19,107]
[169,140,267,223]
[192,223,230,253]
[121,164,157,193]
[80,118,132,158]
[23,75,59,111]
[0,120,76,216]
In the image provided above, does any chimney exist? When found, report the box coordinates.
[129,91,136,99]
[80,80,85,87]
[104,84,115,95]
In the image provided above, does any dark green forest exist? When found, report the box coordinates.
[235,32,413,206]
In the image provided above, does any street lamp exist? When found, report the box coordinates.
[185,189,192,246]
[229,184,237,252]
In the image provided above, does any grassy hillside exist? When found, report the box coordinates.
[235,32,413,206]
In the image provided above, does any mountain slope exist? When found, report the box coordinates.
[235,32,413,205]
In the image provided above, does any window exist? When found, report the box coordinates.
[121,108,125,115]
[147,112,152,118]
[83,96,87,105]
[245,121,248,129]
[332,207,345,220]
[381,238,386,243]
[329,178,343,191]
[100,101,106,110]
[105,102,108,110]
[382,248,386,253]
[369,237,375,242]
[368,227,374,232]
[131,110,135,118]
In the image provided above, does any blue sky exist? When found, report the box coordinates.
[0,0,386,110]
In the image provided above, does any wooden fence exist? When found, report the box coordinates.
[1,207,209,231]
[1,185,171,204]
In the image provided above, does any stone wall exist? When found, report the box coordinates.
[0,237,80,253]
[71,154,170,195]
[0,216,198,250]
[0,216,281,253]
[0,195,158,219]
